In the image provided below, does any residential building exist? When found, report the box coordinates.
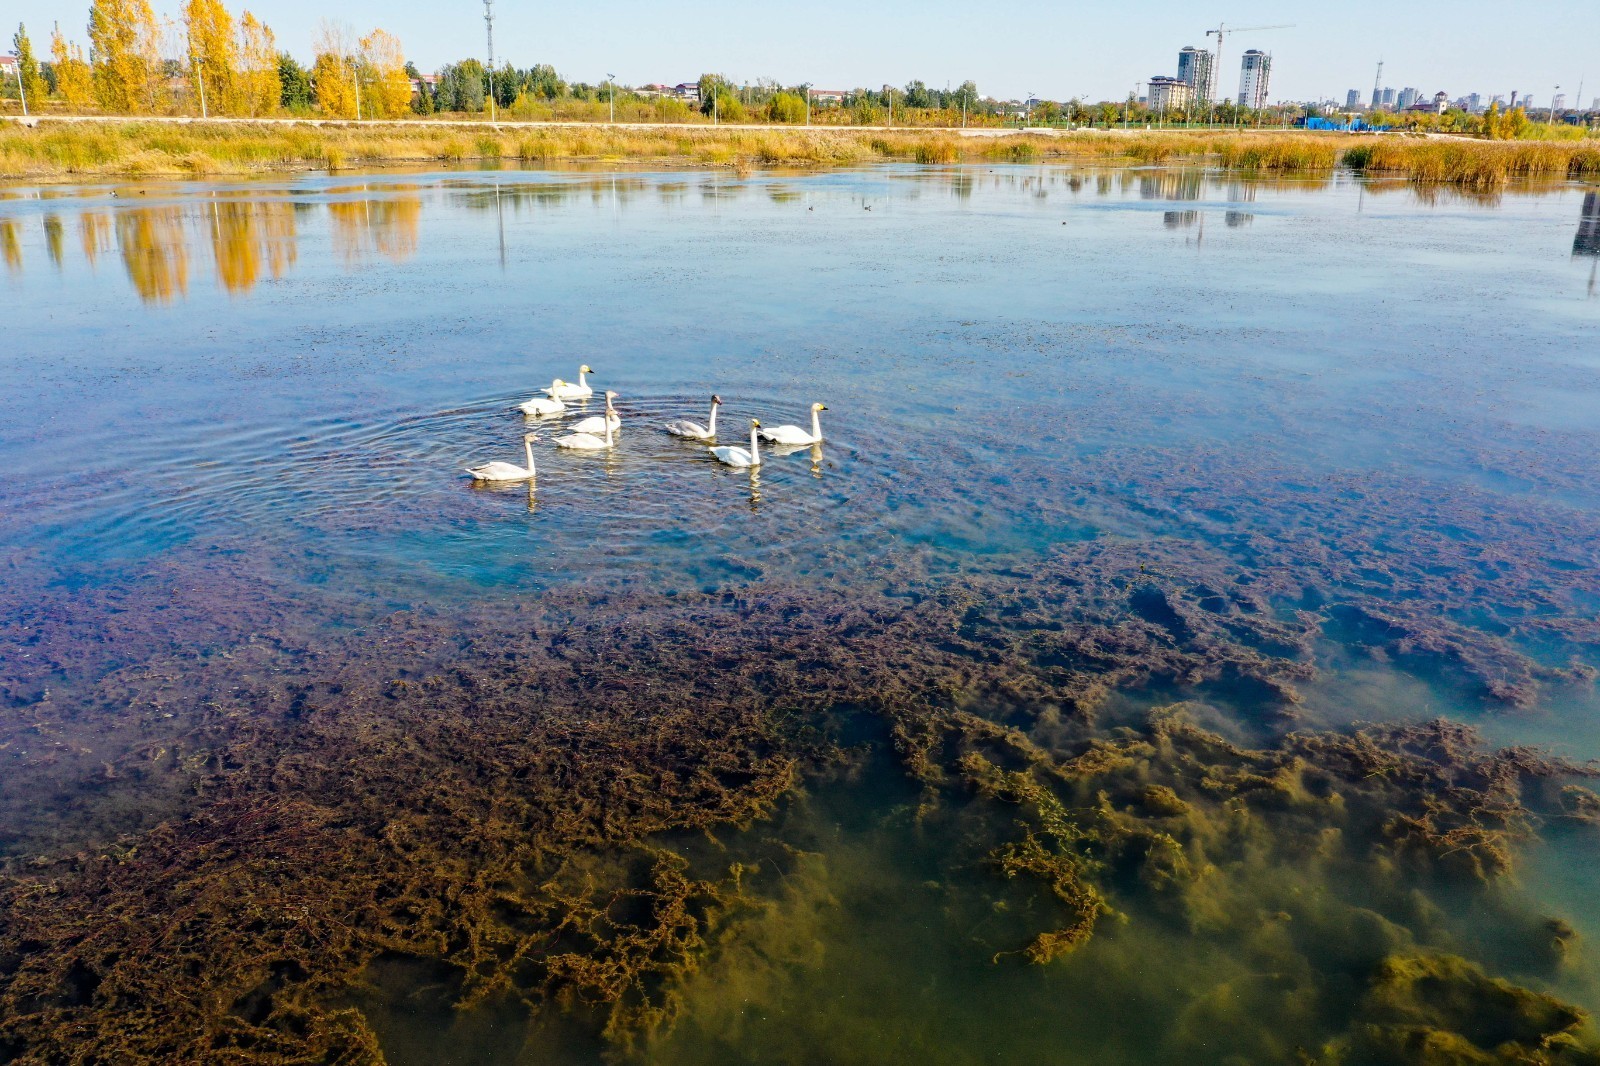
[1237,50,1271,109]
[1397,87,1419,109]
[1347,89,1362,110]
[1380,87,1396,108]
[1553,93,1567,110]
[1466,92,1481,112]
[1148,75,1194,112]
[1177,46,1214,105]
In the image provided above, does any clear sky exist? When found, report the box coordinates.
[16,0,1600,105]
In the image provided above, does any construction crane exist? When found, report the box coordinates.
[1204,23,1295,109]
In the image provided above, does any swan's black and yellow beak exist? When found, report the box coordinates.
[752,419,761,427]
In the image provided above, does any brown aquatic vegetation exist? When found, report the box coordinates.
[1,522,1597,1062]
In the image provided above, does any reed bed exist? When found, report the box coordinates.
[1,120,1596,187]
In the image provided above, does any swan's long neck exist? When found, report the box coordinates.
[605,394,616,416]
[750,426,760,465]
[811,408,822,439]
[524,438,536,476]
[577,369,587,388]
[708,403,718,436]
[604,419,614,447]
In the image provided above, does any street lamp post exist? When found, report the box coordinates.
[1550,85,1560,125]
[193,55,208,119]
[352,56,362,121]
[7,50,26,118]
[608,73,616,123]
[804,84,811,126]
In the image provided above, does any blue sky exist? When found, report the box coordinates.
[17,0,1600,105]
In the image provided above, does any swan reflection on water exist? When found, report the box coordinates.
[769,440,826,478]
[468,477,538,513]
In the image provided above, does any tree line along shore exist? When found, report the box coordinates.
[2,120,1599,188]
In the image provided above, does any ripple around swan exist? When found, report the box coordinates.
[17,388,985,592]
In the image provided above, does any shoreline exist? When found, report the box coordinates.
[2,117,1597,186]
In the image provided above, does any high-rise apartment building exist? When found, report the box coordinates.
[1552,93,1567,110]
[1347,89,1362,110]
[1397,87,1419,109]
[1466,93,1481,112]
[1237,50,1271,109]
[1177,46,1215,105]
[1380,88,1396,108]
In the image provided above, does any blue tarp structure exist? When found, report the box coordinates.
[1297,116,1388,131]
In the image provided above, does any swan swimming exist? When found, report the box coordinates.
[711,419,762,468]
[545,366,594,400]
[664,395,721,440]
[568,391,621,435]
[759,403,826,445]
[554,412,616,451]
[465,434,539,482]
[519,387,567,417]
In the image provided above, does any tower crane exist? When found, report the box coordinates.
[1205,22,1295,110]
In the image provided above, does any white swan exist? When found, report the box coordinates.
[545,365,594,400]
[711,419,762,468]
[759,403,826,445]
[568,391,621,435]
[554,413,616,451]
[465,434,538,481]
[665,395,721,440]
[519,387,567,416]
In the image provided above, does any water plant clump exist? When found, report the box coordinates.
[1,519,1597,1061]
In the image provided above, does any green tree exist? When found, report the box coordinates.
[277,51,310,111]
[903,79,930,109]
[436,59,485,112]
[526,62,562,99]
[12,24,46,108]
[766,90,805,123]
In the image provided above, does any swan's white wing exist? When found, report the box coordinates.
[466,462,530,481]
[570,414,621,434]
[555,432,609,450]
[759,425,814,445]
[711,446,753,466]
[664,420,708,438]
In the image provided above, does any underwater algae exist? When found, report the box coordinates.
[2,527,1598,1064]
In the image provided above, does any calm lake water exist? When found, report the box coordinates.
[1,164,1598,1063]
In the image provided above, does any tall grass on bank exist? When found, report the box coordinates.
[2,121,1597,187]
[1342,139,1600,188]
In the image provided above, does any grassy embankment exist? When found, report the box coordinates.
[2,120,1598,188]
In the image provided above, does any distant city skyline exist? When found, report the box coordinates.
[9,0,1598,104]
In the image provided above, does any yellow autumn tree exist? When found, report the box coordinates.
[182,0,234,115]
[359,28,410,118]
[234,11,279,116]
[88,0,165,113]
[310,21,357,118]
[50,24,96,109]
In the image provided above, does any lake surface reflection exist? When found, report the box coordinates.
[1,165,1598,1064]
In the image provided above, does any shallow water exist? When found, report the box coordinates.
[2,163,1599,1062]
